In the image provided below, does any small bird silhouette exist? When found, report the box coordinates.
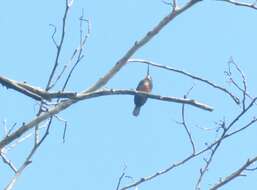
[133,73,153,116]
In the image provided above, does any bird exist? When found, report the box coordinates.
[132,74,153,116]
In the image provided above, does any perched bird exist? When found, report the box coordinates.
[133,74,153,116]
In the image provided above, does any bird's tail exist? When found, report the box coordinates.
[133,106,141,117]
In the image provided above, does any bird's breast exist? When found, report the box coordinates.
[138,81,152,92]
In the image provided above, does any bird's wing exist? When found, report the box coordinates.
[136,79,146,91]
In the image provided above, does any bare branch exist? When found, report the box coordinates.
[0,75,77,100]
[128,59,239,104]
[116,172,126,190]
[119,113,257,190]
[0,12,90,104]
[49,24,58,48]
[162,0,173,6]
[224,117,257,138]
[53,115,68,143]
[245,165,257,171]
[6,123,17,137]
[180,86,196,154]
[209,156,257,190]
[84,0,202,93]
[118,97,257,190]
[226,97,257,132]
[4,119,52,190]
[0,152,17,173]
[119,154,195,190]
[195,126,226,190]
[225,57,247,110]
[0,88,212,150]
[46,3,70,91]
[51,11,90,91]
[4,123,48,153]
[0,76,42,101]
[49,64,68,90]
[76,89,213,111]
[0,100,73,150]
[116,166,128,190]
[62,13,91,91]
[172,0,177,11]
[224,61,256,107]
[217,0,257,10]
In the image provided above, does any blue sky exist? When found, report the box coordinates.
[1,0,257,190]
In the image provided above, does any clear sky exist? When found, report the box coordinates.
[1,0,257,190]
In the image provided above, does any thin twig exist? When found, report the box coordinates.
[119,153,195,190]
[0,152,17,173]
[216,0,257,10]
[226,97,257,132]
[4,119,52,190]
[62,14,90,91]
[224,117,257,139]
[226,57,247,110]
[116,165,128,190]
[116,172,126,190]
[33,1,71,150]
[195,125,227,190]
[4,123,48,153]
[245,166,257,171]
[49,24,58,48]
[162,0,173,6]
[53,115,68,143]
[181,86,196,154]
[50,10,90,96]
[46,3,70,91]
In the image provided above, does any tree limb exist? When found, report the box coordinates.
[0,76,42,101]
[75,89,214,111]
[209,156,257,190]
[0,88,212,149]
[84,0,202,93]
